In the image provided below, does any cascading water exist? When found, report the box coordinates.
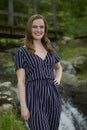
[59,99,87,130]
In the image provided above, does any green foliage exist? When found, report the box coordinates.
[0,111,27,130]
[0,0,8,10]
[39,0,51,3]
[59,47,87,61]
[0,0,87,37]
[55,0,87,36]
[0,39,21,51]
[76,68,87,80]
[14,1,28,13]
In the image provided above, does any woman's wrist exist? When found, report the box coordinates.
[20,104,27,108]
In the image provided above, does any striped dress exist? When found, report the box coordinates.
[14,46,61,130]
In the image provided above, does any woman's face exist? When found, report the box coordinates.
[31,19,45,40]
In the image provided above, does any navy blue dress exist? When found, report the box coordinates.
[14,46,61,130]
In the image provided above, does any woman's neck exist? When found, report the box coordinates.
[33,40,42,47]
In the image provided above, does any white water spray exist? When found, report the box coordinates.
[59,99,87,130]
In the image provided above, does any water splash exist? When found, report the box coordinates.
[59,99,87,130]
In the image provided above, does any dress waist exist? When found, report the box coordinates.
[26,78,54,83]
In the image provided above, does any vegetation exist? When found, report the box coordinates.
[58,43,87,80]
[0,111,27,130]
[55,0,87,36]
[60,47,87,80]
[0,0,87,36]
[59,46,87,61]
[0,39,20,51]
[76,69,87,80]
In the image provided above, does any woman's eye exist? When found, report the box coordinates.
[32,26,37,28]
[40,26,44,28]
[32,26,44,29]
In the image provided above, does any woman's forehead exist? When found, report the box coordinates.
[32,19,45,25]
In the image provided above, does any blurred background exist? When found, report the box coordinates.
[0,0,87,130]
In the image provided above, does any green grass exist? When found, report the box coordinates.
[0,111,27,130]
[59,47,87,61]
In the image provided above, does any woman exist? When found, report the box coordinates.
[14,14,62,130]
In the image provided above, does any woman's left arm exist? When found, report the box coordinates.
[54,62,62,85]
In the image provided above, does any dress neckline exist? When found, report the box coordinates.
[22,46,48,61]
[34,52,48,61]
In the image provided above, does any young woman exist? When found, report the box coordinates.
[14,14,62,130]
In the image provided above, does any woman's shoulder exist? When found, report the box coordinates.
[14,46,25,57]
[16,46,31,58]
[16,46,25,53]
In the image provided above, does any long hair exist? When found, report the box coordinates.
[22,14,55,55]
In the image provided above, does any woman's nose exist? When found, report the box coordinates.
[37,27,40,31]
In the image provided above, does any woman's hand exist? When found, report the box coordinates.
[54,77,60,85]
[21,106,30,121]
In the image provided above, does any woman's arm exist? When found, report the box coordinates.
[54,62,62,85]
[16,68,30,121]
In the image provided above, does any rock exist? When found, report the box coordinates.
[79,79,87,84]
[61,36,72,45]
[0,104,13,112]
[71,80,87,93]
[0,81,12,93]
[60,60,78,87]
[62,72,78,87]
[4,91,12,96]
[71,80,87,115]
[72,56,87,70]
[61,60,76,74]
[0,81,19,112]
[0,52,16,83]
[0,81,12,88]
[10,87,19,106]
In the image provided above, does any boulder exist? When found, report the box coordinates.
[0,81,19,112]
[72,56,87,70]
[62,72,77,87]
[0,104,13,112]
[61,60,76,74]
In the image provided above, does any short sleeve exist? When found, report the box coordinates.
[52,44,60,63]
[54,52,60,63]
[14,48,25,71]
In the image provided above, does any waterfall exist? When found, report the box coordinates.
[59,99,87,130]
